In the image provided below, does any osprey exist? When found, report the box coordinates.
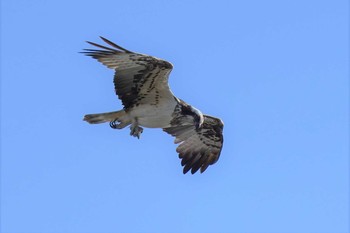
[82,37,224,174]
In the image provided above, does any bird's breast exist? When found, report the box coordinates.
[128,102,177,128]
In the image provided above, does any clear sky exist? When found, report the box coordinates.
[1,0,349,233]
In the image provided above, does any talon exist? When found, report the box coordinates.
[109,119,118,129]
[130,124,143,139]
[136,127,143,139]
[110,118,129,129]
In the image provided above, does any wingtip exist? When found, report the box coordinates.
[182,166,201,175]
[200,165,209,173]
[99,36,107,41]
[99,36,133,53]
[99,36,107,43]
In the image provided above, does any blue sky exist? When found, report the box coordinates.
[1,0,349,233]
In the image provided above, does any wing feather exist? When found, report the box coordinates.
[164,115,224,174]
[82,37,174,109]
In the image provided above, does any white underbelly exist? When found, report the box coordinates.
[128,103,176,128]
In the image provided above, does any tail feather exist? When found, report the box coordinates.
[83,110,125,124]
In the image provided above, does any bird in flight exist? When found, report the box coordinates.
[82,37,224,174]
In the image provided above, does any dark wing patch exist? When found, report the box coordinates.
[82,37,174,109]
[163,115,224,174]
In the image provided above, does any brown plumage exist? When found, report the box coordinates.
[82,37,224,174]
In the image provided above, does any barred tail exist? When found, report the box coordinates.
[83,110,125,124]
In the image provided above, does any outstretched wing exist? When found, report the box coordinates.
[82,37,174,109]
[163,115,224,174]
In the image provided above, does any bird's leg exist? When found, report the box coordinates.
[130,119,143,139]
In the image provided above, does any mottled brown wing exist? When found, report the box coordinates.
[82,37,174,109]
[163,115,224,174]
